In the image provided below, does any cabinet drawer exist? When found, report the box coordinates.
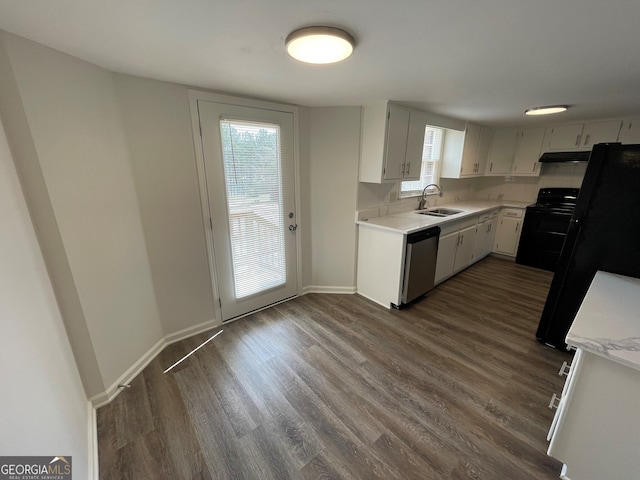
[478,209,499,223]
[440,217,478,236]
[500,208,523,219]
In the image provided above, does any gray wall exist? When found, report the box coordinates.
[0,112,91,479]
[114,74,215,334]
[0,31,164,397]
[0,30,365,403]
[307,107,361,291]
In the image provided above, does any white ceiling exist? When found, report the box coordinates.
[1,0,639,127]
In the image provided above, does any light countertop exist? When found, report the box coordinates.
[567,271,640,373]
[356,200,530,234]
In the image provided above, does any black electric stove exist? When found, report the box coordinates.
[516,188,580,271]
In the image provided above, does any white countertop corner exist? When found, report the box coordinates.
[567,271,640,372]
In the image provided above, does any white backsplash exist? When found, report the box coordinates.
[357,162,588,210]
[475,162,588,203]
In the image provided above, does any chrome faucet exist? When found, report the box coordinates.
[417,184,443,210]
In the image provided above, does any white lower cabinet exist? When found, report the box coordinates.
[435,217,478,285]
[434,231,458,285]
[453,225,477,272]
[472,209,499,263]
[356,226,405,308]
[547,349,640,480]
[493,207,524,256]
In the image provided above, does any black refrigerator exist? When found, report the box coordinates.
[536,143,640,349]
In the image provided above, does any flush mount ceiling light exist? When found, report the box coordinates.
[525,105,569,116]
[285,26,355,64]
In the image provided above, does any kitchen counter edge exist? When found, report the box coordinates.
[566,271,640,373]
[356,200,529,235]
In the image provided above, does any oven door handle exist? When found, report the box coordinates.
[526,208,574,216]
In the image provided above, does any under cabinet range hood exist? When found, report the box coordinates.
[539,151,591,163]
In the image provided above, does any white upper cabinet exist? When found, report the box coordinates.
[512,127,545,176]
[359,103,427,183]
[460,123,481,177]
[486,129,517,176]
[405,110,429,179]
[485,127,544,176]
[384,104,411,180]
[476,127,492,176]
[581,120,623,149]
[542,120,622,152]
[617,118,640,144]
[542,123,585,151]
[441,123,492,178]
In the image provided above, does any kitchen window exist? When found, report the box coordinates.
[399,126,444,198]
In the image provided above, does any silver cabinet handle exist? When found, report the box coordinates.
[406,163,411,175]
[584,134,591,146]
[489,162,493,172]
[548,393,561,410]
[575,134,581,146]
[515,221,519,231]
[558,361,571,376]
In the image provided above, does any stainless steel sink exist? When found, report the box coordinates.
[417,208,463,217]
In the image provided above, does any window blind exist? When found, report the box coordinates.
[220,119,286,298]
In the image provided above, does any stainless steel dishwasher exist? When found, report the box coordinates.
[400,226,440,306]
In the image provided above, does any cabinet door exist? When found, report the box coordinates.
[618,118,640,144]
[543,124,584,151]
[472,222,487,263]
[383,104,410,181]
[486,217,498,255]
[512,128,545,176]
[453,225,477,273]
[486,129,517,175]
[404,110,428,180]
[434,231,458,285]
[473,216,498,262]
[476,127,492,176]
[460,123,481,177]
[580,120,623,149]
[494,216,521,256]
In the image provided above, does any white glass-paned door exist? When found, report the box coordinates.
[220,120,286,298]
[198,100,298,321]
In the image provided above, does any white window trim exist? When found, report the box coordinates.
[399,126,445,199]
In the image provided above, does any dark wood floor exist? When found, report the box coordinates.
[97,256,571,479]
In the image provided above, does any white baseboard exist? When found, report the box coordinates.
[89,288,361,409]
[302,285,356,295]
[89,318,221,408]
[164,318,220,345]
[88,402,98,480]
[89,337,166,408]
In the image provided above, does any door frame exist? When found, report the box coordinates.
[188,90,303,324]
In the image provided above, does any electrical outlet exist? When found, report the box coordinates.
[389,191,397,202]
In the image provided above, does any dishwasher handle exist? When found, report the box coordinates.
[407,226,441,244]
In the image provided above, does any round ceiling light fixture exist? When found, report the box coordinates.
[525,105,569,116]
[285,26,355,64]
